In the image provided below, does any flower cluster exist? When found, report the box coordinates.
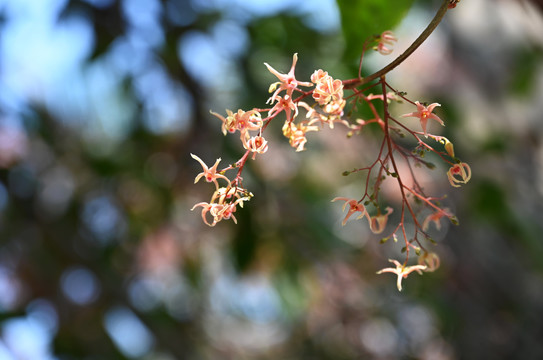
[191,24,470,290]
[192,53,348,225]
[265,54,349,151]
[330,85,471,290]
[210,109,267,159]
[190,154,253,226]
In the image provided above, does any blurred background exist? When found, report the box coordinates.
[1,0,543,359]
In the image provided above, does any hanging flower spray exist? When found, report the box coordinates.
[191,0,468,291]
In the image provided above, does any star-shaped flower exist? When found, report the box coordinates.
[331,197,367,225]
[264,53,312,103]
[422,208,452,232]
[402,101,444,137]
[191,153,230,190]
[191,201,217,226]
[377,259,427,291]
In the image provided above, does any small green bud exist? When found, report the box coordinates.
[424,161,436,169]
[426,237,437,244]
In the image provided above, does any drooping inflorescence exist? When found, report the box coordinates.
[191,2,469,291]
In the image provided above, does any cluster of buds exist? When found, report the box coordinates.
[191,30,470,290]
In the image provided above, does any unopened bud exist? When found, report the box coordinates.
[444,139,455,157]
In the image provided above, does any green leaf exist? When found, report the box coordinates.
[336,0,415,61]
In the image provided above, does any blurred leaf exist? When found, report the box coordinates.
[480,133,509,154]
[336,0,415,61]
[509,48,542,97]
[469,180,523,237]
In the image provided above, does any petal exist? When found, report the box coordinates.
[331,197,351,202]
[427,103,441,112]
[288,53,299,76]
[190,153,208,171]
[264,62,285,81]
[420,118,429,136]
[194,173,204,184]
[401,111,419,118]
[376,267,398,274]
[209,158,222,172]
[396,275,403,291]
[429,113,444,126]
[341,211,354,225]
[461,163,472,182]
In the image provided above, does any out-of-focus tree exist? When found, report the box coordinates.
[0,0,543,359]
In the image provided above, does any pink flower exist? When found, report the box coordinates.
[289,129,308,152]
[368,207,394,234]
[264,53,313,103]
[376,259,427,291]
[210,109,262,136]
[447,162,471,187]
[402,101,444,137]
[191,153,230,189]
[268,95,298,123]
[212,203,238,224]
[311,70,344,106]
[331,197,367,225]
[192,187,252,227]
[323,99,346,116]
[375,30,397,55]
[191,202,234,227]
[310,69,328,83]
[283,121,318,152]
[422,208,451,231]
[418,252,440,272]
[448,0,460,9]
[302,101,348,129]
[211,186,247,205]
[244,135,269,159]
[191,202,217,226]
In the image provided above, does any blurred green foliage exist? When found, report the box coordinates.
[337,0,414,61]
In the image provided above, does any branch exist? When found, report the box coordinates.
[344,0,452,89]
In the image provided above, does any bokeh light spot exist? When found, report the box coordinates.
[104,306,154,358]
[60,267,101,305]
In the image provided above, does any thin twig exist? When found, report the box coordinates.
[344,0,451,89]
